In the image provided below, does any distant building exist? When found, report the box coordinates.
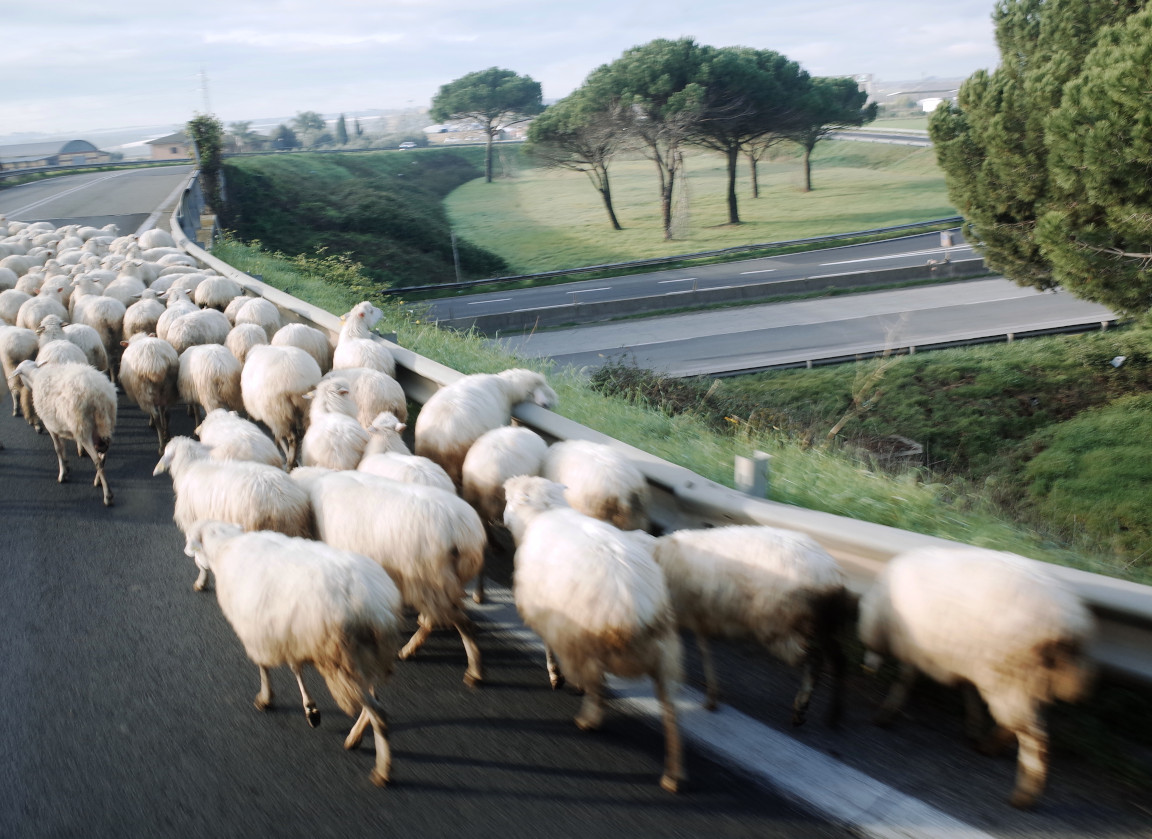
[0,139,111,171]
[147,131,193,161]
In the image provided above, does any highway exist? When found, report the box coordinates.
[1,169,1148,838]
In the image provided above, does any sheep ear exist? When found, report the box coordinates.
[119,340,129,348]
[396,422,407,433]
[303,390,315,401]
[337,387,350,397]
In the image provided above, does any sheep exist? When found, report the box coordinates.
[138,228,175,250]
[70,278,126,370]
[0,289,31,325]
[272,322,333,375]
[119,333,180,454]
[194,275,244,311]
[154,287,198,341]
[10,360,116,505]
[241,344,322,467]
[233,297,281,340]
[102,262,147,307]
[164,308,231,355]
[300,377,370,471]
[34,335,88,367]
[0,323,39,421]
[320,366,407,428]
[37,314,108,377]
[178,344,243,422]
[16,282,69,331]
[362,410,410,456]
[153,436,313,585]
[224,322,269,365]
[414,368,557,487]
[183,520,401,786]
[122,289,166,340]
[542,439,650,532]
[652,525,853,726]
[292,467,486,685]
[195,409,284,468]
[857,546,1096,809]
[0,266,18,291]
[332,301,394,376]
[460,425,548,603]
[357,451,454,492]
[502,475,684,793]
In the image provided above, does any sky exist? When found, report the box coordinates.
[1,0,1000,139]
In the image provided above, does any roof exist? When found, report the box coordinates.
[147,132,190,145]
[0,138,104,162]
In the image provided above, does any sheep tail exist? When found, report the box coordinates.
[316,620,396,718]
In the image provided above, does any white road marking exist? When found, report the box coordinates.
[468,298,512,305]
[568,287,611,294]
[820,246,972,267]
[739,269,777,275]
[7,170,132,216]
[659,278,697,284]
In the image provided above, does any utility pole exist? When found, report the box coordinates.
[199,66,212,114]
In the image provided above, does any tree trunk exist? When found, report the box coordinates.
[485,130,495,183]
[801,144,813,192]
[726,146,741,224]
[661,172,675,240]
[597,169,622,231]
[748,151,760,198]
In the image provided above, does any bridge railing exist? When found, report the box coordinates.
[171,172,1152,688]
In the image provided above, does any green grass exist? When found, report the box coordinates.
[445,141,954,274]
[868,117,931,131]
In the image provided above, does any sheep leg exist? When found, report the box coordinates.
[545,647,565,690]
[153,408,167,455]
[362,692,392,788]
[1010,720,1048,809]
[472,567,485,604]
[254,666,274,711]
[452,611,484,686]
[695,634,719,711]
[963,683,998,748]
[873,662,917,727]
[48,432,70,483]
[792,642,823,727]
[290,663,321,728]
[345,708,371,750]
[398,613,434,660]
[574,670,605,731]
[192,565,210,592]
[85,445,113,507]
[654,671,686,794]
[823,634,847,729]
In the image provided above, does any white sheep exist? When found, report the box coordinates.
[16,282,69,331]
[195,409,284,468]
[460,425,548,603]
[292,467,486,685]
[858,546,1095,809]
[502,475,684,793]
[178,344,243,421]
[102,262,147,307]
[37,314,108,376]
[70,278,126,369]
[0,323,38,420]
[165,308,231,355]
[241,344,322,467]
[194,275,244,311]
[122,289,166,340]
[224,322,269,365]
[153,437,313,585]
[300,377,370,471]
[137,228,175,250]
[233,297,281,340]
[0,289,31,325]
[332,301,394,376]
[10,359,117,506]
[542,439,650,531]
[357,451,454,492]
[154,288,198,342]
[320,366,407,427]
[414,368,557,487]
[119,333,180,454]
[183,520,402,786]
[362,410,410,456]
[272,322,334,375]
[652,525,853,726]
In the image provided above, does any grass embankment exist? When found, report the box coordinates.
[220,149,507,289]
[210,237,1138,584]
[445,141,953,274]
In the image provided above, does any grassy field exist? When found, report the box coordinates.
[867,116,931,131]
[444,141,953,274]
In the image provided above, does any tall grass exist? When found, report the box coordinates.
[445,141,954,273]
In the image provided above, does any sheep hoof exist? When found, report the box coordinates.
[704,697,718,712]
[463,670,483,688]
[660,774,683,794]
[549,674,566,691]
[103,496,114,507]
[254,697,271,712]
[305,705,321,728]
[792,708,808,727]
[472,590,485,605]
[370,770,390,788]
[1009,789,1038,810]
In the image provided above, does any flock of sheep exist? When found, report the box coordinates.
[0,214,1097,808]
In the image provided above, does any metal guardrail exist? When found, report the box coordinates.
[391,217,965,295]
[170,173,1152,688]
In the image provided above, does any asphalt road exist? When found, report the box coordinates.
[422,230,974,320]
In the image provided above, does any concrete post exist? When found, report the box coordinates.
[735,451,771,498]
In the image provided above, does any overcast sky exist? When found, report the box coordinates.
[2,0,1000,138]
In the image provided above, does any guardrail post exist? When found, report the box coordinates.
[735,451,771,498]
